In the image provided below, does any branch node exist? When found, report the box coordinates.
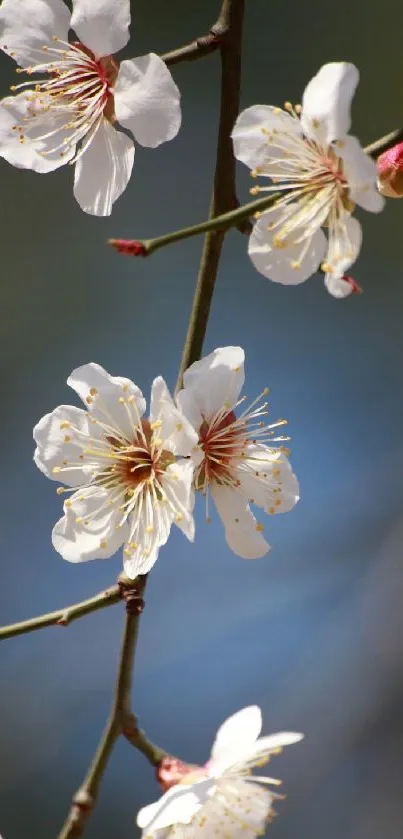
[118,575,147,616]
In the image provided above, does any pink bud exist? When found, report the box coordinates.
[108,238,147,256]
[156,756,202,792]
[377,142,403,198]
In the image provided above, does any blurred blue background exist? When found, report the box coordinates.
[1,0,403,836]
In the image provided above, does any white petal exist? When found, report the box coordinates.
[160,460,195,541]
[33,404,96,486]
[67,362,145,441]
[251,731,304,759]
[178,347,245,423]
[150,376,198,456]
[0,94,74,172]
[249,210,326,284]
[73,119,134,216]
[210,706,262,775]
[123,489,174,578]
[114,55,181,148]
[137,779,214,831]
[211,484,270,559]
[238,449,300,514]
[324,274,354,298]
[337,135,385,212]
[301,62,359,145]
[232,104,302,169]
[324,214,362,299]
[0,0,70,68]
[70,0,130,57]
[52,489,127,563]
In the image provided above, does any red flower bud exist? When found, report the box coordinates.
[377,142,403,198]
[156,756,202,792]
[108,238,147,256]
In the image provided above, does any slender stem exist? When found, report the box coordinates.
[127,192,279,257]
[175,0,245,392]
[162,33,221,67]
[111,127,403,263]
[57,580,148,839]
[0,585,121,640]
[366,127,403,159]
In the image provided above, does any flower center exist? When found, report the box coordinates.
[193,388,290,523]
[197,410,247,490]
[107,419,175,493]
[10,37,119,161]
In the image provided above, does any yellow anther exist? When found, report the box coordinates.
[175,513,183,522]
[291,261,301,269]
[86,396,93,404]
[321,261,333,273]
[64,500,72,508]
[63,435,71,443]
[175,423,183,432]
[100,540,108,549]
[119,396,125,403]
[129,542,138,550]
[273,235,286,249]
[262,387,269,396]
[275,499,282,507]
[295,103,302,115]
[56,487,64,495]
[89,387,98,397]
[150,421,162,430]
[255,523,264,532]
[268,506,276,514]
[250,185,260,195]
[60,421,71,430]
[52,466,61,474]
[284,101,293,111]
[146,525,154,533]
[75,517,83,524]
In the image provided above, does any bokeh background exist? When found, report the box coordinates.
[1,0,403,836]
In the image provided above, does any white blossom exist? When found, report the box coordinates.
[137,705,303,839]
[33,363,198,577]
[176,346,299,559]
[232,62,384,297]
[0,0,181,215]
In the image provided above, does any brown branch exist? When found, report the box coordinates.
[175,0,245,392]
[56,577,162,839]
[161,31,221,67]
[0,584,121,640]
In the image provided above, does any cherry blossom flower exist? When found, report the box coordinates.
[0,0,181,215]
[176,346,299,559]
[232,62,384,297]
[137,705,303,839]
[33,363,198,577]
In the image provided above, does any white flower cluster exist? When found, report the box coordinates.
[0,0,384,292]
[34,347,299,577]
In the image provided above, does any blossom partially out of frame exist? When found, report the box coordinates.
[0,0,181,215]
[137,705,303,839]
[176,346,299,559]
[232,62,384,298]
[33,363,197,578]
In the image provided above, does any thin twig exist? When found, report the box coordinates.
[109,128,403,263]
[56,577,161,839]
[0,585,121,640]
[175,0,245,392]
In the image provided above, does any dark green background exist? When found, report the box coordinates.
[1,1,403,836]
